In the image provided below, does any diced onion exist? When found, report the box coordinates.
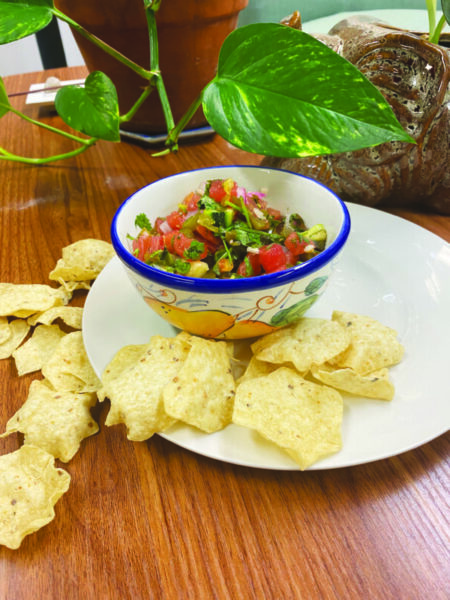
[159,220,172,234]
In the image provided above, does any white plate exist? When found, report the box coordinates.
[83,203,450,470]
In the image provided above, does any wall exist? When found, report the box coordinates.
[0,21,84,77]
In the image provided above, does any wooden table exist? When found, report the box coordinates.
[1,67,449,600]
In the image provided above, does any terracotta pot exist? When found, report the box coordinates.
[55,0,248,133]
[262,16,450,214]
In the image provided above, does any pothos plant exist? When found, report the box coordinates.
[427,0,450,42]
[0,0,447,165]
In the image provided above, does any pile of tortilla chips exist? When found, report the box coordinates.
[0,235,405,548]
[98,332,236,440]
[98,311,404,471]
[0,239,113,549]
[234,312,404,469]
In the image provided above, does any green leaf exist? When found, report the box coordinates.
[304,276,328,296]
[54,72,120,142]
[203,23,415,158]
[442,0,450,25]
[270,295,319,327]
[0,76,12,117]
[0,0,54,44]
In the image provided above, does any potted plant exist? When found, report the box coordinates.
[0,0,417,166]
[262,2,450,214]
[52,0,249,133]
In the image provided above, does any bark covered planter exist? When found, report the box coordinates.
[262,16,450,214]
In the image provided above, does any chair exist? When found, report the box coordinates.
[35,17,67,69]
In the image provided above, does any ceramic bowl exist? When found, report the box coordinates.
[111,166,351,339]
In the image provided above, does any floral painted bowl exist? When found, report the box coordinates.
[111,166,350,339]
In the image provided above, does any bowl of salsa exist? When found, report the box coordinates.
[111,166,350,339]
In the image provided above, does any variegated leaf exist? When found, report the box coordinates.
[55,71,120,142]
[0,0,54,43]
[203,23,414,158]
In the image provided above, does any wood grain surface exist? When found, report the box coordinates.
[0,68,449,600]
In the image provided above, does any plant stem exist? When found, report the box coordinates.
[144,3,177,148]
[1,103,92,145]
[52,7,156,81]
[119,85,154,123]
[0,139,97,164]
[429,14,448,43]
[426,0,437,37]
[166,90,205,147]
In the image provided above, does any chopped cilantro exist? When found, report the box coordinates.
[173,259,191,275]
[198,195,220,211]
[231,222,283,247]
[135,213,152,231]
[183,239,205,260]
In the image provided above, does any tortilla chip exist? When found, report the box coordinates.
[27,306,83,330]
[57,281,91,294]
[237,355,279,385]
[0,283,68,318]
[99,334,190,441]
[233,367,343,470]
[12,324,66,376]
[97,344,148,399]
[1,380,98,462]
[49,239,114,285]
[251,317,351,373]
[163,337,235,433]
[311,364,395,401]
[41,331,101,392]
[0,319,30,360]
[0,316,10,344]
[331,311,404,374]
[0,445,70,549]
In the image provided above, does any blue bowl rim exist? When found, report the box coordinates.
[111,165,351,293]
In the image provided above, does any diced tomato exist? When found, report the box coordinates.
[163,231,176,252]
[237,252,262,277]
[171,232,207,260]
[172,233,191,257]
[132,233,164,262]
[208,179,227,203]
[283,247,296,267]
[182,191,201,212]
[284,232,308,256]
[208,179,238,204]
[266,206,282,221]
[195,224,221,248]
[166,210,186,230]
[259,243,288,273]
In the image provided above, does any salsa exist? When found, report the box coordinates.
[130,179,327,278]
